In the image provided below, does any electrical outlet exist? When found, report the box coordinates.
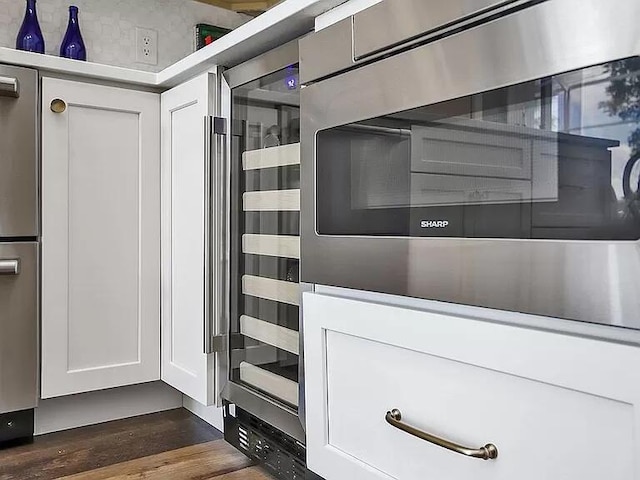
[135,27,158,65]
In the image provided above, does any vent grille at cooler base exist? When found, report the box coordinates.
[224,406,323,480]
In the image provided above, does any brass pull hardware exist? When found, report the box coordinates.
[50,98,67,113]
[385,409,498,461]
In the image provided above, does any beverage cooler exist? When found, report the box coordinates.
[217,40,318,480]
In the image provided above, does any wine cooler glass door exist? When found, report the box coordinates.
[223,40,304,442]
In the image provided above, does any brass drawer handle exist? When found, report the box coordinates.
[385,409,498,461]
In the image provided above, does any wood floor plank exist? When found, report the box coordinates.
[0,409,223,480]
[55,440,253,480]
[212,466,276,480]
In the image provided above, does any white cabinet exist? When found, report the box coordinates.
[160,73,219,405]
[304,292,640,480]
[41,78,161,398]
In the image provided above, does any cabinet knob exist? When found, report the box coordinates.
[50,98,67,113]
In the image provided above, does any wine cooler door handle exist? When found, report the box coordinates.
[204,114,229,356]
[0,76,19,98]
[212,115,229,352]
[204,115,214,354]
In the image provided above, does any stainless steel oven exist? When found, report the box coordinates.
[300,0,640,329]
[0,64,39,444]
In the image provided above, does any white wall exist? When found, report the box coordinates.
[0,0,250,71]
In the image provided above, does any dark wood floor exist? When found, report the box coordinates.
[0,408,274,480]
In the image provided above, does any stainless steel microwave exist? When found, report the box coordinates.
[299,0,640,329]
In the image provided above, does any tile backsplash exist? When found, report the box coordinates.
[0,0,250,71]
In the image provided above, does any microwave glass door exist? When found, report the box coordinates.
[230,66,301,412]
[316,57,640,241]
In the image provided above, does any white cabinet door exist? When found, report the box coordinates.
[161,73,218,405]
[304,292,640,480]
[41,78,160,398]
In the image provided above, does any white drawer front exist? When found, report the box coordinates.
[327,331,631,479]
[304,293,640,480]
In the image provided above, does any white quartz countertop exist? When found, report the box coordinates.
[0,0,344,89]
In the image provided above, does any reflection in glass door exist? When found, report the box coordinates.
[230,65,301,411]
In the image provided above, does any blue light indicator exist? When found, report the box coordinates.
[285,65,298,90]
[285,75,298,90]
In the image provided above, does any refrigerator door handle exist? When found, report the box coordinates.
[0,259,20,275]
[0,76,19,98]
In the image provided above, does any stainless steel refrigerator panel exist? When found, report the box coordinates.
[0,65,38,238]
[300,0,640,326]
[0,242,38,414]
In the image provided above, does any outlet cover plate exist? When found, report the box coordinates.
[135,27,158,66]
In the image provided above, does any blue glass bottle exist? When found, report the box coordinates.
[60,6,86,61]
[16,0,45,54]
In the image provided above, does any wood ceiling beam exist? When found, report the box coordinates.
[195,0,280,12]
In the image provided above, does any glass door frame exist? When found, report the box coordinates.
[220,39,306,443]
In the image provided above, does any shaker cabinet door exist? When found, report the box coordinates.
[160,73,218,406]
[41,78,161,398]
[304,292,640,480]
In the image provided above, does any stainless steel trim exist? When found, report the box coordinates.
[301,0,640,327]
[300,0,537,84]
[299,18,353,85]
[225,39,300,89]
[353,0,524,60]
[0,76,19,98]
[222,381,305,442]
[211,334,228,352]
[204,115,214,355]
[298,282,315,432]
[215,67,232,407]
[341,123,411,137]
[0,259,19,275]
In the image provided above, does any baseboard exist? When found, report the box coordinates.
[182,395,224,432]
[35,382,183,435]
